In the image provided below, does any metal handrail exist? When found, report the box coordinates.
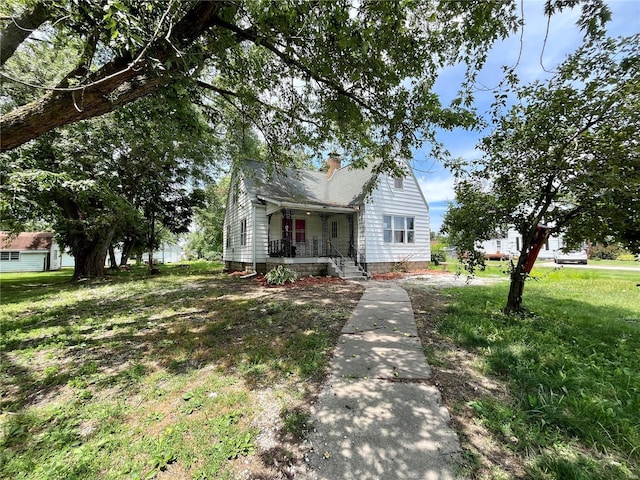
[327,241,346,270]
[328,241,370,278]
[349,241,369,275]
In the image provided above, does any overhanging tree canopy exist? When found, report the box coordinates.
[0,0,612,170]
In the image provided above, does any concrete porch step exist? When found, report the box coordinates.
[342,266,362,274]
[328,257,369,280]
[341,275,369,281]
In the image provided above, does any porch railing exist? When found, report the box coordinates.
[268,238,322,258]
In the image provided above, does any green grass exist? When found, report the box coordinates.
[438,268,639,479]
[0,262,363,479]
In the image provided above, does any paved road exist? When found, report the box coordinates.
[536,261,640,272]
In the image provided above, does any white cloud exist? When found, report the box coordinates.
[418,175,455,204]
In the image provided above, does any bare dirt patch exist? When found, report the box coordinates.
[251,273,349,288]
[233,280,364,479]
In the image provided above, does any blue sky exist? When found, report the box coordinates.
[416,0,640,233]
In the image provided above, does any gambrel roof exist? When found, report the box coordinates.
[238,160,378,210]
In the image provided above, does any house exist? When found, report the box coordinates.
[61,241,185,267]
[150,241,185,264]
[480,229,564,260]
[0,232,62,273]
[222,155,431,278]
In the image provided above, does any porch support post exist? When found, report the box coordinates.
[252,204,257,273]
[283,209,292,257]
[347,214,354,258]
[320,214,329,256]
[267,213,272,256]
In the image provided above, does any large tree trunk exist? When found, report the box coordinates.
[0,2,225,152]
[59,198,116,280]
[147,212,156,272]
[120,238,134,267]
[504,269,526,314]
[71,235,113,280]
[108,245,118,270]
[504,225,552,314]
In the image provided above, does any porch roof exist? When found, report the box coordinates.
[258,195,358,214]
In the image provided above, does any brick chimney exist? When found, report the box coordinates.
[327,153,342,179]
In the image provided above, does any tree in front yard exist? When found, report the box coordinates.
[442,34,640,314]
[1,90,213,279]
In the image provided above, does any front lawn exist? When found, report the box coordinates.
[0,262,364,479]
[407,267,640,479]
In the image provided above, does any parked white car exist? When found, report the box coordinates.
[554,248,588,265]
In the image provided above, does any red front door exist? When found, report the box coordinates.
[295,219,306,243]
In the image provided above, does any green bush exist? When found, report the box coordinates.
[431,251,447,265]
[589,244,623,260]
[265,265,297,285]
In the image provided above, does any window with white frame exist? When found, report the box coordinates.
[331,220,338,239]
[383,216,415,243]
[226,225,231,248]
[393,177,404,189]
[1,251,20,261]
[240,218,247,246]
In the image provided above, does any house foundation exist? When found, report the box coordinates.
[226,259,430,277]
[366,261,431,274]
[225,258,330,277]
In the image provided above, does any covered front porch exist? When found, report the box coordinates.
[261,199,367,277]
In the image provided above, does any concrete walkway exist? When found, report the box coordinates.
[305,282,462,480]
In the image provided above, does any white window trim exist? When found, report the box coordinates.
[1,251,20,261]
[240,218,247,246]
[383,216,415,244]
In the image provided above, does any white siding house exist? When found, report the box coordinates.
[0,232,62,273]
[361,172,430,269]
[60,241,186,268]
[480,229,564,260]
[222,155,430,277]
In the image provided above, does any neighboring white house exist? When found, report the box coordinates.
[0,232,62,273]
[480,229,565,260]
[105,241,185,266]
[222,155,431,278]
[151,242,184,264]
[59,241,186,268]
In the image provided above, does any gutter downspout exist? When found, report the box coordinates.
[252,204,257,273]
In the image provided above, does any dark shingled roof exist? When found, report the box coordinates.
[239,160,378,208]
[0,232,54,251]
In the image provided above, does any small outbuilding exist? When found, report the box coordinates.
[0,232,62,273]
